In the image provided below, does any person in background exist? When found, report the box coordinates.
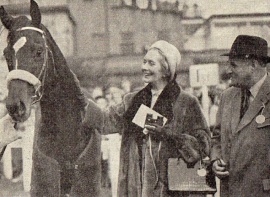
[193,86,212,126]
[208,84,226,131]
[108,86,125,106]
[104,88,123,197]
[95,96,111,189]
[211,35,270,197]
[193,87,203,105]
[83,40,211,197]
[121,77,132,94]
[0,91,7,119]
[95,96,109,110]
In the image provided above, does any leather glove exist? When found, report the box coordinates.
[212,159,229,179]
[144,124,163,136]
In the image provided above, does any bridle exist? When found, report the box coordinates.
[0,26,52,161]
[5,26,54,104]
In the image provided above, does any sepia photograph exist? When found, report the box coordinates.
[0,0,269,196]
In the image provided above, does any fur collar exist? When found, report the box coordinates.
[124,80,181,130]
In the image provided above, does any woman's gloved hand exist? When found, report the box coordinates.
[177,134,201,164]
[144,124,163,136]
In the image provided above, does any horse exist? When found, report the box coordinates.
[0,0,101,196]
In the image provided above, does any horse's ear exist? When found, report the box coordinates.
[30,0,41,27]
[0,6,14,30]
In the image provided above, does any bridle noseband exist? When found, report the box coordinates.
[5,26,52,104]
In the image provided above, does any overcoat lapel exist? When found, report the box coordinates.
[231,89,241,134]
[236,76,270,133]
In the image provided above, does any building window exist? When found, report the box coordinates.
[92,33,107,54]
[120,32,134,55]
[158,30,170,41]
[214,22,246,27]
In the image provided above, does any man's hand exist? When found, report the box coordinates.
[0,114,21,149]
[212,159,229,179]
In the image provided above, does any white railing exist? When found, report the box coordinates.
[2,108,36,192]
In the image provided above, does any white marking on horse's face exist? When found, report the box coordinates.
[13,37,27,70]
[13,37,27,54]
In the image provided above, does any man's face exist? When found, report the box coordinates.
[228,58,253,88]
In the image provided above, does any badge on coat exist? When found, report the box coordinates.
[256,101,267,124]
[256,114,265,124]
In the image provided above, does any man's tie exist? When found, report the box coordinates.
[240,88,251,120]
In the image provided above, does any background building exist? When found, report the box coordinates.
[0,0,270,89]
[184,13,270,79]
[0,0,74,95]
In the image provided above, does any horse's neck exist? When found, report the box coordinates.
[43,31,86,111]
[41,80,84,118]
[34,27,87,161]
[41,27,87,131]
[43,71,86,109]
[39,83,85,162]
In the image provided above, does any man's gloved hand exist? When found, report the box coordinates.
[0,114,21,149]
[212,159,229,179]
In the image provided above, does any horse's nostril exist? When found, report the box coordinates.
[7,101,26,117]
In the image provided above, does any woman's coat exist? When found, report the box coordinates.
[84,85,211,197]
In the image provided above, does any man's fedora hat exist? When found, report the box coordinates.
[222,35,270,63]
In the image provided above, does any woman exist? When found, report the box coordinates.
[84,40,211,197]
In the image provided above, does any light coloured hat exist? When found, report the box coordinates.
[148,40,181,81]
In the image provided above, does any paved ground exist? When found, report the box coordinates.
[0,177,29,197]
[0,177,111,197]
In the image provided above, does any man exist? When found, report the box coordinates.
[211,35,270,197]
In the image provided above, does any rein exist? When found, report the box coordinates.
[0,25,4,37]
[5,26,52,104]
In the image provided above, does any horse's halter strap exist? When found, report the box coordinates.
[6,26,50,104]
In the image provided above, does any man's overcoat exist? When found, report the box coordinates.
[211,77,270,197]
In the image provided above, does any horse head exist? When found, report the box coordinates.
[0,0,54,122]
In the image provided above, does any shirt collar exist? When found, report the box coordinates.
[151,89,163,97]
[249,73,267,99]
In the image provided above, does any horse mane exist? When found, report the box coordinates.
[39,24,87,110]
[34,24,89,161]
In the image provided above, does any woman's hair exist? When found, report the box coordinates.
[150,48,171,82]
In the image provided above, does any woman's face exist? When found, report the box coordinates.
[141,49,166,84]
